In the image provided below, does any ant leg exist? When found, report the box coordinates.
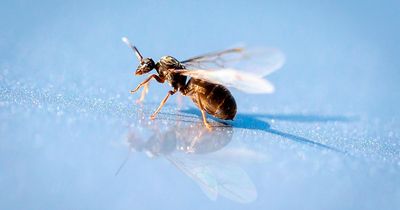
[197,94,212,130]
[136,83,149,104]
[131,74,164,94]
[188,126,207,153]
[150,90,177,120]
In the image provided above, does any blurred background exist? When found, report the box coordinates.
[1,0,399,210]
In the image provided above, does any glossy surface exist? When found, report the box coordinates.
[1,1,400,210]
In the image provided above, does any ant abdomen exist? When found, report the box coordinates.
[185,78,237,120]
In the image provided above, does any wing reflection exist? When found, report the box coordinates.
[124,123,258,203]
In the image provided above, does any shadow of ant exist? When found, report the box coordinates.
[178,108,356,154]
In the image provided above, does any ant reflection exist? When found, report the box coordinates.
[119,122,258,203]
[128,124,233,156]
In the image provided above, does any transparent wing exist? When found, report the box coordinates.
[165,155,257,203]
[181,48,243,68]
[172,69,275,94]
[167,156,218,200]
[181,47,285,77]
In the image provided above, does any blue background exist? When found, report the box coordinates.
[1,1,399,210]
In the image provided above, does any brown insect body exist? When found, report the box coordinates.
[122,37,281,129]
[156,56,237,120]
[185,79,236,120]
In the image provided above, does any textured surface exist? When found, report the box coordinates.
[1,1,400,210]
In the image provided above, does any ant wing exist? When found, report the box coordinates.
[181,47,285,77]
[181,48,243,68]
[165,155,257,203]
[172,68,275,94]
[166,156,218,200]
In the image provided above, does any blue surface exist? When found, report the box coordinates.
[1,1,400,209]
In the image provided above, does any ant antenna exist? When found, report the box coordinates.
[115,150,132,176]
[122,37,143,61]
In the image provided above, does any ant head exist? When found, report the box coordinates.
[122,37,155,75]
[136,57,155,75]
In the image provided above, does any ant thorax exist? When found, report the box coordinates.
[155,56,187,90]
[156,56,184,76]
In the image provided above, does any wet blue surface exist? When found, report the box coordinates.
[1,1,400,210]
